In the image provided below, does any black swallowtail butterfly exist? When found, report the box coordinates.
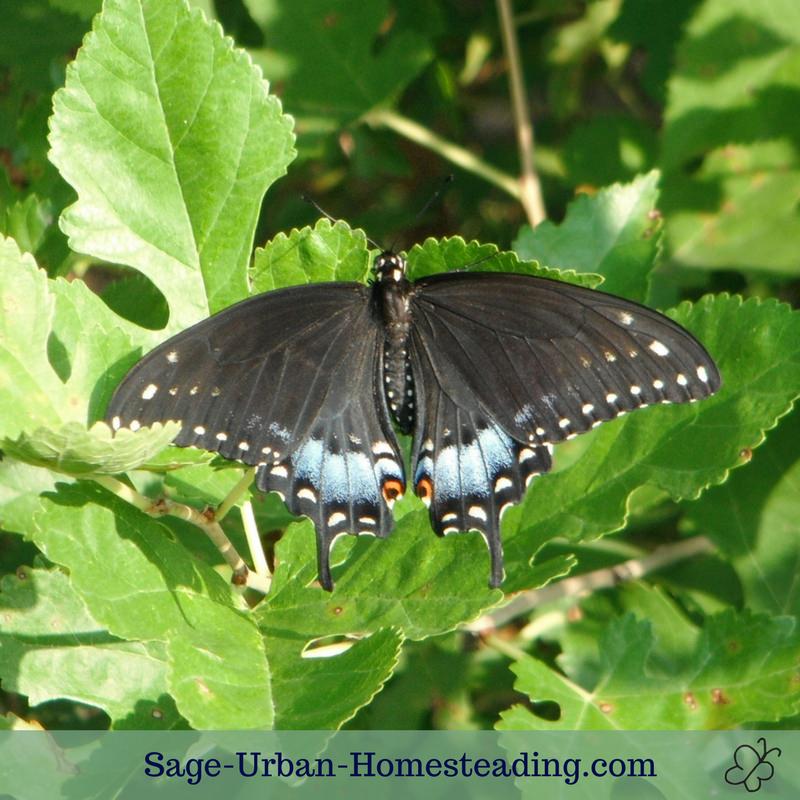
[105,251,721,590]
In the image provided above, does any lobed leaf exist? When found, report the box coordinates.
[684,407,800,617]
[0,236,178,473]
[499,609,800,729]
[663,0,800,170]
[408,236,603,288]
[663,142,800,275]
[0,567,170,723]
[243,0,431,125]
[252,218,372,292]
[49,0,296,330]
[513,172,661,302]
[28,482,273,729]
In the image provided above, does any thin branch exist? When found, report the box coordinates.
[496,0,547,226]
[241,499,271,586]
[90,474,269,594]
[215,467,255,522]
[465,536,715,634]
[363,108,522,200]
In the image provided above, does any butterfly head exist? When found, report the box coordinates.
[374,251,408,284]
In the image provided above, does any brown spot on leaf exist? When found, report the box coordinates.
[598,702,613,714]
[739,448,752,463]
[332,606,343,616]
[684,692,698,710]
[323,12,339,27]
[16,566,28,580]
[727,639,741,654]
[196,679,212,697]
[151,707,164,720]
[711,688,729,705]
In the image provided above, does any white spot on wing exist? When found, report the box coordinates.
[619,311,634,325]
[372,441,394,456]
[166,351,178,363]
[141,383,158,400]
[111,416,121,431]
[297,488,316,503]
[216,432,228,441]
[270,465,288,478]
[677,373,688,386]
[238,441,249,451]
[559,418,570,429]
[495,476,513,491]
[649,340,669,356]
[606,393,618,404]
[328,511,347,526]
[630,385,641,395]
[469,505,487,522]
[582,403,594,415]
[604,350,616,362]
[653,379,664,390]
[697,365,709,382]
[193,425,205,435]
[129,420,141,432]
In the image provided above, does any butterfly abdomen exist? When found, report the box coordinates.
[376,256,416,434]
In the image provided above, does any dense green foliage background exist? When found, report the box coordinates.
[0,0,799,731]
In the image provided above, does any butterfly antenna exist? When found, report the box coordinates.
[388,174,454,253]
[301,194,384,251]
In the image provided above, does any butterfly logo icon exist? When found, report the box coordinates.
[724,737,781,792]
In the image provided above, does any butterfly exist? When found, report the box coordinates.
[105,250,721,590]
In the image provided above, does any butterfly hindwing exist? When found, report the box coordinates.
[254,330,405,589]
[105,283,405,589]
[411,272,721,446]
[410,335,552,586]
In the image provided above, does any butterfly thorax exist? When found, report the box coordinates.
[375,252,415,434]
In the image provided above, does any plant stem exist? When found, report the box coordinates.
[363,108,522,200]
[496,0,547,227]
[465,536,715,633]
[89,474,269,594]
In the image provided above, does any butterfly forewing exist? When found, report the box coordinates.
[411,272,721,447]
[105,283,405,589]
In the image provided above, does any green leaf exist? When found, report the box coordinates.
[256,504,571,728]
[0,461,65,536]
[0,236,178,473]
[251,219,372,293]
[244,0,431,124]
[29,482,273,729]
[498,610,800,729]
[663,142,800,275]
[266,627,403,729]
[0,194,52,256]
[4,421,180,477]
[49,0,296,330]
[502,296,800,591]
[408,236,603,288]
[513,172,661,302]
[684,407,800,617]
[0,567,170,722]
[663,0,800,170]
